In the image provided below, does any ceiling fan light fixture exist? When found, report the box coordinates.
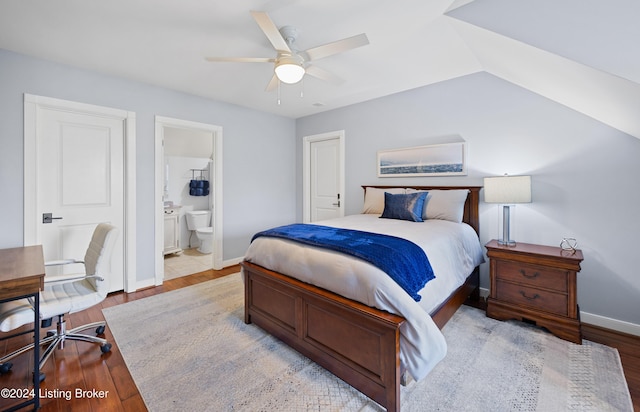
[275,55,305,84]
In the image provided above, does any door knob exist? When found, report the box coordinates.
[43,213,63,224]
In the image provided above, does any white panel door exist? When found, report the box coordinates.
[37,107,124,292]
[310,137,342,222]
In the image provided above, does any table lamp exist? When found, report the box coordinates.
[484,175,531,246]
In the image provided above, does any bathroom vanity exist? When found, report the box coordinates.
[163,206,182,255]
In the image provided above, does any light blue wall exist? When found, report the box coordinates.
[0,49,297,283]
[296,72,640,327]
[3,47,638,329]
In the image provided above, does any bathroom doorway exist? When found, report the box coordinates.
[154,117,223,285]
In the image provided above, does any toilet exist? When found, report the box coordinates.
[185,210,213,254]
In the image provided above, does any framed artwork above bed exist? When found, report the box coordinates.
[377,142,466,177]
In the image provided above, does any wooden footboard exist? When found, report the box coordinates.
[243,261,404,411]
[242,261,480,411]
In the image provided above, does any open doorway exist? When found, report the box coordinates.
[154,117,223,285]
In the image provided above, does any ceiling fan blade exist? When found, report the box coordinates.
[304,33,369,61]
[205,57,275,63]
[250,10,291,53]
[305,65,343,85]
[265,74,279,92]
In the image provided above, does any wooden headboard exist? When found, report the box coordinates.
[362,185,482,236]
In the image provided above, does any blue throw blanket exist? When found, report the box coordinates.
[251,223,434,302]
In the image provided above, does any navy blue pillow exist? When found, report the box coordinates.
[380,192,428,222]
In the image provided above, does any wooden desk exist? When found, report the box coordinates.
[0,245,45,411]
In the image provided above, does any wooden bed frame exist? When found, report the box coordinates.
[242,186,482,411]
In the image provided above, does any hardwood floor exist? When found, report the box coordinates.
[582,323,640,411]
[1,265,638,411]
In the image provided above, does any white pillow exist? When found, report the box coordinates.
[362,187,406,214]
[407,189,469,223]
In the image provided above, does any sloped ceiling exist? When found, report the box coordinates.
[0,0,638,138]
[446,0,640,139]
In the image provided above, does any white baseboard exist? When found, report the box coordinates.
[480,287,640,337]
[479,287,490,300]
[223,256,244,268]
[135,277,157,290]
[580,311,640,337]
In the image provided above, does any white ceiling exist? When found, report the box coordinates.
[1,0,639,137]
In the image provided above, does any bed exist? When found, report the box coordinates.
[241,185,483,411]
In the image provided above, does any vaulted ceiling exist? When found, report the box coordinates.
[1,0,638,138]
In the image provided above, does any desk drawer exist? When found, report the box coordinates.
[496,261,567,292]
[495,281,568,316]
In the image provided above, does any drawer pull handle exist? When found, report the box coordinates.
[520,269,539,279]
[519,291,540,300]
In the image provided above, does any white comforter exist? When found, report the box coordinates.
[243,214,485,381]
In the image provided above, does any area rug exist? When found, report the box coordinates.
[102,273,633,411]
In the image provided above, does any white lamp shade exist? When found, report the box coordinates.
[275,56,305,84]
[484,175,531,204]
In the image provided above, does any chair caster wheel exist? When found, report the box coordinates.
[96,325,106,335]
[46,330,56,338]
[0,362,13,374]
[101,343,112,353]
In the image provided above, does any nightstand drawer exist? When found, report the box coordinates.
[495,261,568,292]
[495,281,568,315]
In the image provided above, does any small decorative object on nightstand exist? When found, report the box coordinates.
[485,239,584,344]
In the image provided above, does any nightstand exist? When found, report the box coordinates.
[485,239,584,344]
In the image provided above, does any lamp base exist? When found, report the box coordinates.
[498,205,517,247]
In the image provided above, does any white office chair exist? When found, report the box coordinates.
[0,223,118,379]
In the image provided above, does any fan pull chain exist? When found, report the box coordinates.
[300,77,304,98]
[277,80,281,105]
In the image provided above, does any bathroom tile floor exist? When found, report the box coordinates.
[163,247,213,280]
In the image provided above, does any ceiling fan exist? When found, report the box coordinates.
[205,10,369,91]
